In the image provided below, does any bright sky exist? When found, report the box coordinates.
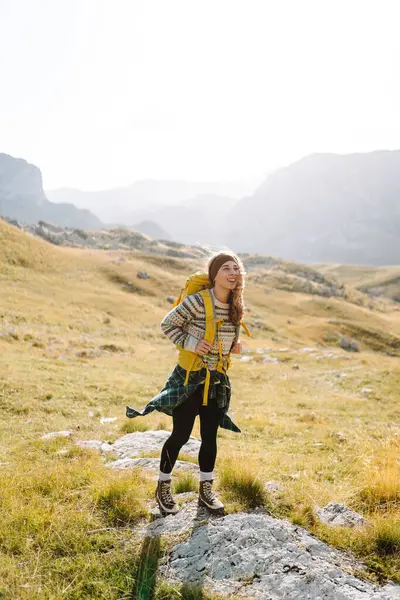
[1,0,400,190]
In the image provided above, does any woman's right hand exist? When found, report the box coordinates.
[194,339,212,356]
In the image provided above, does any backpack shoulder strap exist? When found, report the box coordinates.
[199,288,216,344]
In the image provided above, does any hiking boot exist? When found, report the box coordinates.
[198,480,225,515]
[155,480,179,515]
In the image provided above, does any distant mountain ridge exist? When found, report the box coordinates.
[0,153,102,230]
[46,180,255,224]
[228,151,400,265]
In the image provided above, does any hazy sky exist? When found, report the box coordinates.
[1,0,400,190]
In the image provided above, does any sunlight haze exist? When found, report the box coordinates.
[1,0,399,190]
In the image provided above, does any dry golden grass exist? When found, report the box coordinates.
[1,221,400,597]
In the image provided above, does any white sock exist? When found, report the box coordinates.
[200,470,214,482]
[159,471,172,482]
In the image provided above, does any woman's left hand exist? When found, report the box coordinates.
[231,341,242,354]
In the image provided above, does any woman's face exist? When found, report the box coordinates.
[214,260,241,291]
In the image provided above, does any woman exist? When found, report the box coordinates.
[126,252,246,515]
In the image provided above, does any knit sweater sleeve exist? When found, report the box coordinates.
[160,294,202,349]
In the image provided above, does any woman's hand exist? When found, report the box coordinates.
[231,341,242,354]
[194,339,213,356]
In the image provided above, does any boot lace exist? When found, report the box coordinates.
[202,481,216,502]
[161,481,174,504]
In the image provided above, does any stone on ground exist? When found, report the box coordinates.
[107,457,197,473]
[77,430,201,469]
[42,430,74,440]
[316,502,366,527]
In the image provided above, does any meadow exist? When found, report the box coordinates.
[0,219,399,599]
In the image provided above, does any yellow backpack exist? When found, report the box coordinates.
[173,271,250,405]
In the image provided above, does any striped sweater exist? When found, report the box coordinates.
[161,290,237,369]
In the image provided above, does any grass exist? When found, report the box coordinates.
[173,473,198,494]
[1,218,400,596]
[121,419,150,433]
[0,445,152,599]
[154,582,228,599]
[219,462,270,511]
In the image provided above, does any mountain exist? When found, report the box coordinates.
[46,180,254,224]
[227,151,400,265]
[180,194,237,213]
[0,154,102,229]
[135,194,237,246]
[132,220,171,240]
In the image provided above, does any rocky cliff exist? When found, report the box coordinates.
[0,153,102,230]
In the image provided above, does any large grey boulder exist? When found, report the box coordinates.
[153,506,399,599]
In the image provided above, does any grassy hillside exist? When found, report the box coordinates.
[1,220,400,598]
[318,263,400,303]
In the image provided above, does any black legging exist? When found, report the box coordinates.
[160,385,224,474]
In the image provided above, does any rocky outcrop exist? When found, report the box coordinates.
[0,153,102,229]
[145,503,399,599]
[1,218,206,259]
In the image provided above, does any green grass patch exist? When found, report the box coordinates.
[219,462,270,511]
[121,419,150,433]
[173,473,197,494]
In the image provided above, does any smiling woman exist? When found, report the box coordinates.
[126,251,247,517]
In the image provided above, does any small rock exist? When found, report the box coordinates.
[100,417,118,424]
[167,296,175,304]
[339,337,359,352]
[336,432,346,443]
[240,355,253,362]
[77,440,114,453]
[263,354,279,364]
[292,364,300,370]
[265,481,284,494]
[42,430,74,440]
[361,387,373,395]
[339,336,351,351]
[137,271,150,279]
[284,473,300,480]
[316,502,366,527]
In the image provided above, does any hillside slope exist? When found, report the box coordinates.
[0,225,399,597]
